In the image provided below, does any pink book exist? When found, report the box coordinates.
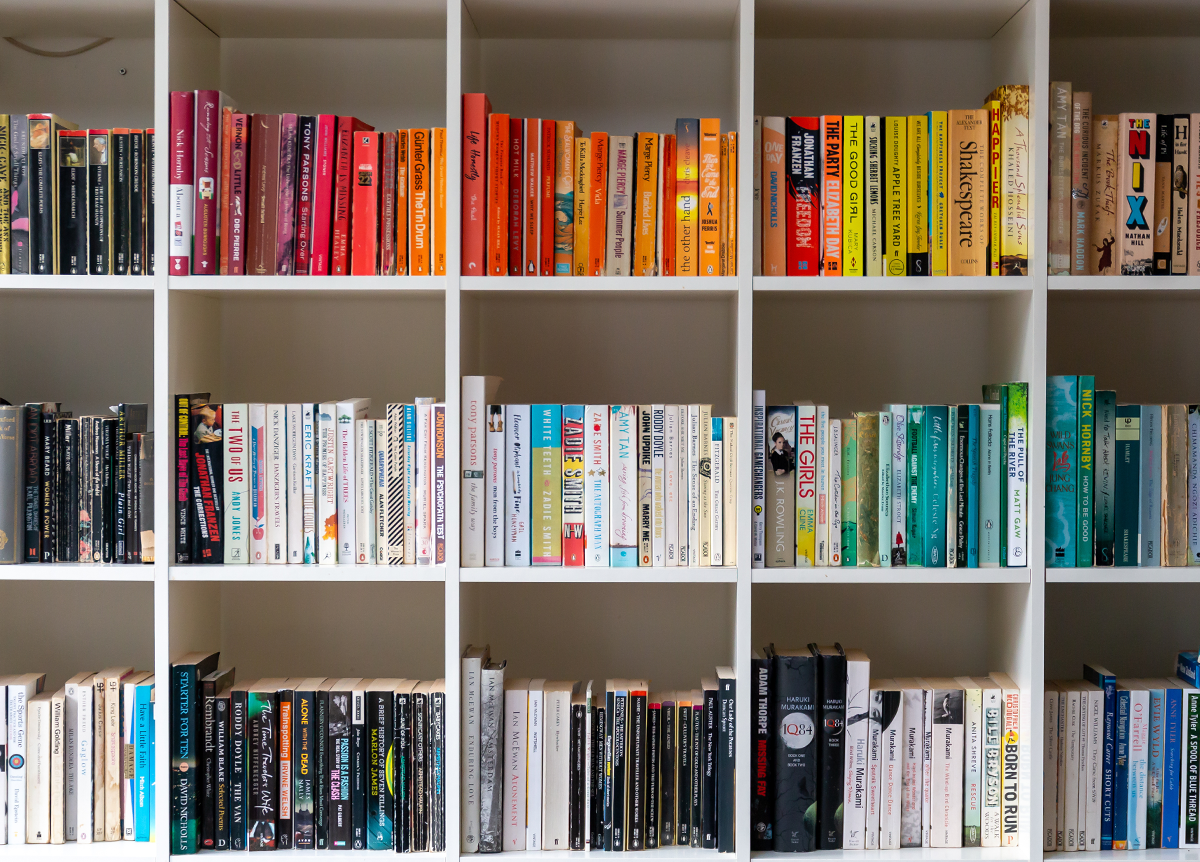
[276,113,298,275]
[309,114,337,275]
[169,90,195,275]
[228,113,249,275]
[192,90,221,274]
[294,116,317,275]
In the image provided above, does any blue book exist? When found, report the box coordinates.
[1148,682,1166,848]
[1114,688,1130,848]
[923,405,948,566]
[1046,375,1079,567]
[135,679,153,840]
[1141,404,1162,566]
[1178,651,1200,686]
[1085,663,1118,848]
[1077,376,1096,566]
[967,404,980,567]
[149,679,157,843]
[1115,405,1141,566]
[906,407,924,566]
[1164,684,1184,848]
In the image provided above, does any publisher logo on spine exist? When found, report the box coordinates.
[780,712,814,749]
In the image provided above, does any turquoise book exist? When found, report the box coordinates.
[907,406,924,566]
[1095,391,1117,566]
[1046,375,1079,567]
[135,679,153,840]
[923,405,948,566]
[967,404,980,568]
[979,403,1001,566]
[1077,376,1096,566]
[150,678,156,842]
[532,404,563,565]
[1115,404,1141,566]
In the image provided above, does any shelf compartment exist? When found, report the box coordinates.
[169,563,446,581]
[460,566,737,583]
[753,567,1031,585]
[757,0,1029,40]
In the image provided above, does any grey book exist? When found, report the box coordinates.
[478,658,506,852]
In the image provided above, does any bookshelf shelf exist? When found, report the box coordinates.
[460,566,738,583]
[3,841,158,858]
[1048,275,1200,292]
[752,568,1031,585]
[0,275,156,292]
[462,275,739,292]
[168,275,449,292]
[753,276,1032,293]
[753,850,1029,862]
[168,564,447,581]
[1047,567,1200,584]
[0,565,155,581]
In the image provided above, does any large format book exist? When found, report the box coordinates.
[785,116,820,275]
[1117,113,1156,274]
[171,652,219,853]
[770,647,817,851]
[810,644,847,849]
[1047,375,1079,566]
[842,649,871,848]
[766,406,797,566]
[461,376,501,567]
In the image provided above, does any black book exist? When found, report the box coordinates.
[701,677,718,849]
[277,683,295,849]
[628,685,648,849]
[10,117,30,272]
[88,131,111,274]
[130,129,144,274]
[22,403,49,561]
[328,687,353,849]
[428,682,446,852]
[751,652,774,850]
[366,682,395,850]
[28,115,63,274]
[810,643,847,850]
[170,651,221,855]
[591,704,605,850]
[349,681,369,850]
[412,682,429,852]
[690,693,703,847]
[230,684,248,850]
[215,692,231,849]
[201,668,235,849]
[147,129,155,274]
[603,683,615,850]
[677,698,692,847]
[56,417,79,561]
[569,693,586,850]
[716,668,736,853]
[249,682,280,850]
[88,416,104,562]
[100,417,116,562]
[659,695,675,846]
[189,402,223,563]
[646,697,660,849]
[127,432,141,562]
[611,683,628,851]
[1155,114,1174,274]
[394,682,414,853]
[58,130,88,274]
[770,646,818,852]
[293,679,322,849]
[39,409,57,561]
[956,407,970,566]
[113,129,130,274]
[315,683,333,849]
[174,395,191,563]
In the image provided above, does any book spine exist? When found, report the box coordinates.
[331,122,354,274]
[355,420,374,563]
[531,405,563,564]
[1172,115,1189,273]
[1154,114,1174,274]
[752,390,766,566]
[830,418,842,564]
[461,95,489,274]
[886,116,908,275]
[87,130,111,274]
[1118,113,1155,274]
[816,653,847,849]
[587,131,606,275]
[931,688,964,847]
[249,404,267,563]
[843,659,870,848]
[606,135,633,275]
[375,419,387,563]
[1077,377,1095,566]
[1072,93,1093,273]
[634,132,659,275]
[524,118,540,274]
[1164,688,1183,847]
[698,119,721,276]
[843,116,863,275]
[1050,83,1073,273]
[1142,405,1163,566]
[1006,383,1029,567]
[505,405,531,565]
[395,129,409,274]
[562,405,586,565]
[773,655,817,851]
[1046,375,1079,567]
[608,405,637,565]
[435,402,447,564]
[930,111,949,275]
[294,690,315,848]
[1090,115,1118,273]
[907,114,929,275]
[1184,690,1200,846]
[192,93,219,273]
[796,406,817,565]
[485,405,504,566]
[227,114,248,274]
[785,116,820,275]
[878,411,892,565]
[854,412,879,567]
[842,418,858,565]
[710,417,723,565]
[461,378,486,566]
[553,120,575,275]
[901,689,924,845]
[675,119,700,276]
[349,130,378,275]
[387,403,405,565]
[211,692,227,847]
[864,116,883,274]
[540,119,555,276]
[316,404,337,564]
[169,93,195,274]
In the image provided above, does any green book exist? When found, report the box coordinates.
[841,417,857,566]
[1005,382,1029,567]
[1077,376,1095,567]
[855,412,879,567]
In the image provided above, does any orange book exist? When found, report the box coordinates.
[432,126,447,275]
[351,131,380,275]
[634,132,659,276]
[726,131,738,276]
[589,132,608,275]
[395,129,409,275]
[761,117,786,275]
[719,133,729,275]
[663,134,676,276]
[410,128,431,275]
[540,119,555,276]
[524,118,540,275]
[554,120,578,275]
[573,135,590,275]
[697,118,721,276]
[218,106,233,274]
[487,114,510,276]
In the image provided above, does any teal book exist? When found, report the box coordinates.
[171,651,220,854]
[906,407,924,566]
[967,404,980,568]
[983,384,1009,566]
[135,678,153,840]
[1095,391,1117,566]
[979,404,1001,566]
[1077,376,1096,566]
[842,418,858,566]
[924,405,948,566]
[1115,405,1141,566]
[1140,404,1162,566]
[947,405,959,566]
[1046,375,1079,567]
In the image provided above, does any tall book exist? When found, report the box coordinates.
[1050,82,1073,274]
[1095,391,1117,565]
[1172,115,1189,273]
[842,417,857,565]
[461,376,501,567]
[1005,383,1029,567]
[842,650,871,848]
[168,93,195,275]
[588,131,607,275]
[865,116,884,275]
[766,406,797,566]
[607,134,633,275]
[785,116,820,275]
[1117,112,1155,274]
[698,119,721,275]
[635,132,659,275]
[572,134,589,275]
[810,644,847,849]
[461,94,490,275]
[562,405,586,565]
[927,681,965,846]
[930,110,949,275]
[855,412,879,567]
[610,405,638,566]
[821,116,844,276]
[843,116,864,275]
[554,120,578,274]
[1077,377,1095,566]
[170,653,219,854]
[675,118,700,276]
[885,116,908,276]
[1154,114,1174,274]
[796,406,816,565]
[949,109,988,275]
[1046,375,1079,567]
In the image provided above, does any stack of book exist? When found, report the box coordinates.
[170,653,446,853]
[168,91,447,276]
[0,115,154,275]
[0,402,153,565]
[754,85,1029,277]
[461,96,737,277]
[175,396,446,566]
[1045,376,1199,567]
[752,385,1030,569]
[1,669,156,846]
[460,379,736,567]
[752,648,1021,851]
[461,646,736,853]
[1046,84,1200,275]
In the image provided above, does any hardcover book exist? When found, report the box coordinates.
[785,116,820,275]
[1117,113,1156,274]
[1091,115,1119,273]
[766,406,797,566]
[1046,375,1079,567]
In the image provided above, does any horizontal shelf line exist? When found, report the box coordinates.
[753,275,1031,292]
[169,275,448,291]
[5,840,157,856]
[168,564,446,581]
[1047,567,1200,583]
[460,566,737,582]
[0,274,156,291]
[462,276,738,292]
[753,567,1031,584]
[0,564,154,581]
[1049,274,1200,292]
[753,850,1029,860]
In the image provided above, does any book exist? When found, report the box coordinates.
[1116,112,1154,274]
[1072,92,1093,273]
[607,135,633,275]
[865,116,883,275]
[843,650,871,848]
[1047,375,1079,567]
[907,114,929,275]
[949,109,988,275]
[810,644,847,849]
[785,116,820,275]
[885,116,908,276]
[766,406,797,566]
[572,134,589,275]
[843,116,864,275]
[676,119,700,276]
[699,119,721,275]
[762,117,786,274]
[171,652,219,854]
[1050,82,1073,273]
[554,120,578,275]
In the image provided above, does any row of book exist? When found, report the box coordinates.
[1,670,155,845]
[168,91,448,277]
[751,385,1030,569]
[0,115,154,275]
[462,96,737,277]
[1046,84,1200,275]
[176,396,446,566]
[1045,377,1200,567]
[1042,658,1200,852]
[459,382,736,567]
[460,646,736,854]
[750,647,1022,851]
[752,85,1030,277]
[171,653,447,853]
[0,402,153,565]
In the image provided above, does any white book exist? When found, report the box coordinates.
[526,680,546,850]
[606,136,633,275]
[64,672,94,843]
[223,403,250,564]
[92,674,105,841]
[677,405,689,566]
[842,650,871,849]
[505,405,531,566]
[664,406,679,565]
[542,681,578,849]
[1060,682,1081,851]
[503,680,529,850]
[286,404,303,563]
[26,692,52,843]
[355,419,374,564]
[710,417,724,567]
[651,405,666,565]
[609,405,638,566]
[462,376,501,567]
[753,116,762,276]
[1044,685,1060,852]
[897,681,925,847]
[830,418,842,564]
[865,116,883,275]
[1085,684,1103,849]
[8,674,45,843]
[337,398,371,563]
[927,682,964,847]
[878,410,892,565]
[922,680,934,846]
[724,417,737,566]
[585,405,609,567]
[249,403,267,564]
[265,404,286,563]
[316,402,337,564]
[49,690,64,844]
[461,645,488,853]
[486,406,505,566]
[752,390,766,567]
[946,405,958,567]
[1125,683,1150,849]
[865,684,885,849]
[687,405,701,566]
[375,419,387,564]
[402,404,417,565]
[816,405,829,565]
[980,676,1004,847]
[989,672,1021,847]
[954,675,984,848]
[889,405,907,565]
[1053,681,1067,851]
[302,404,317,563]
[879,683,904,850]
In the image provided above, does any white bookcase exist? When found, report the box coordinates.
[7,0,1189,859]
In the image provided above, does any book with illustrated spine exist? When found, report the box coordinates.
[1072,93,1093,274]
[698,119,721,276]
[878,411,892,565]
[1005,383,1029,567]
[562,405,585,565]
[785,117,821,275]
[414,399,433,564]
[830,418,842,565]
[796,406,816,565]
[843,650,871,849]
[585,405,608,566]
[1117,113,1155,274]
[1091,115,1119,273]
[887,405,906,565]
[855,412,879,567]
[766,406,796,567]
[675,119,700,276]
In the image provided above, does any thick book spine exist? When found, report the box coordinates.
[609,406,637,565]
[23,403,41,561]
[717,675,736,852]
[773,653,817,851]
[1164,687,1183,847]
[1005,383,1029,567]
[585,405,609,566]
[532,405,563,564]
[249,691,278,849]
[854,412,878,567]
[213,693,229,847]
[1142,405,1163,566]
[230,689,247,849]
[766,406,797,566]
[785,116,820,275]
[645,701,660,849]
[88,130,111,273]
[1117,113,1156,274]
[675,119,700,275]
[192,93,220,273]
[796,407,817,565]
[1046,376,1079,567]
[1077,378,1095,566]
[814,650,847,849]
[562,405,586,565]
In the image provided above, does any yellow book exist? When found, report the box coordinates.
[0,115,9,273]
[675,119,700,276]
[432,127,447,275]
[554,120,578,275]
[885,117,907,276]
[634,132,659,276]
[907,114,929,275]
[842,115,864,276]
[698,118,721,276]
[574,135,590,275]
[929,111,948,276]
[984,98,1001,274]
[719,133,729,275]
[726,131,738,276]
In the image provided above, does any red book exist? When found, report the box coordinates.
[218,106,233,274]
[663,134,677,276]
[539,119,555,276]
[524,118,539,274]
[276,113,298,275]
[294,116,317,275]
[332,115,374,275]
[589,131,608,275]
[461,93,491,276]
[247,113,281,275]
[508,117,523,275]
[380,131,397,275]
[168,90,195,276]
[351,131,380,275]
[309,114,337,275]
[486,113,509,276]
[228,113,249,275]
[192,90,220,274]
[786,116,821,277]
